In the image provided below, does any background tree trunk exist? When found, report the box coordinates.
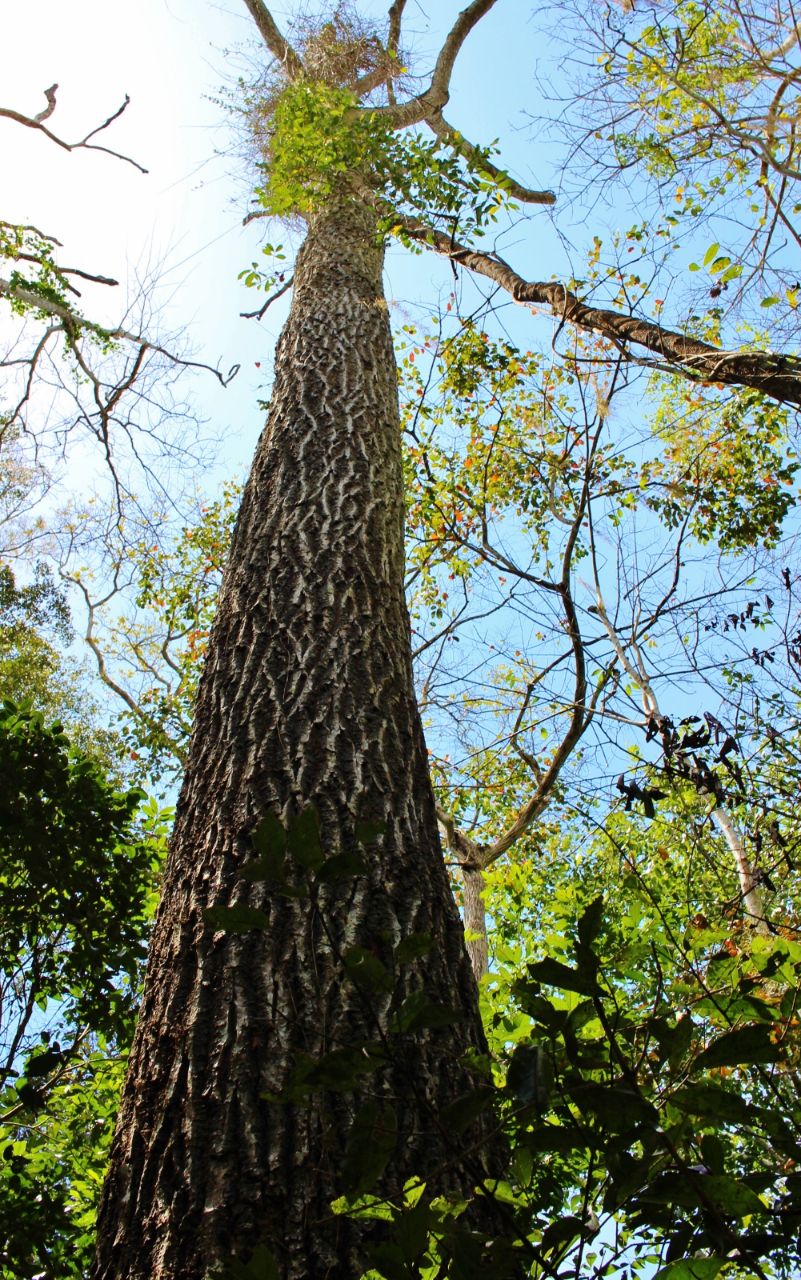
[462,865,490,980]
[92,202,502,1280]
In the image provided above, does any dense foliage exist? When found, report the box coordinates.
[0,703,163,1279]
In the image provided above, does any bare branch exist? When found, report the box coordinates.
[371,0,500,128]
[0,277,238,388]
[426,111,555,204]
[241,274,294,320]
[241,0,304,77]
[0,88,148,173]
[67,573,189,768]
[33,83,58,123]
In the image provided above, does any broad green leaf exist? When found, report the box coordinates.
[354,820,387,845]
[439,1085,495,1134]
[203,905,270,934]
[392,992,464,1033]
[540,1215,584,1254]
[505,1044,552,1110]
[644,1171,765,1216]
[394,932,433,964]
[246,812,286,881]
[342,946,394,993]
[302,1044,386,1092]
[654,1260,725,1280]
[220,1244,280,1280]
[526,957,602,996]
[315,849,367,883]
[695,1023,784,1069]
[342,1101,398,1198]
[670,1082,753,1125]
[568,1081,658,1129]
[287,805,324,871]
[577,896,604,948]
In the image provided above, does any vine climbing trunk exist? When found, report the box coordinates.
[92,201,502,1280]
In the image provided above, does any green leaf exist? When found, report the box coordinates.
[203,905,270,934]
[568,1081,658,1129]
[524,1122,600,1154]
[540,1215,584,1254]
[702,242,720,267]
[526,957,602,996]
[695,1023,784,1069]
[577,896,604,948]
[287,805,324,872]
[342,946,394,993]
[760,295,780,306]
[394,932,433,964]
[670,1082,754,1125]
[666,1015,695,1068]
[342,1101,398,1197]
[392,992,464,1033]
[246,813,286,881]
[654,1260,725,1280]
[720,263,742,284]
[315,848,367,883]
[506,1044,552,1110]
[301,1044,387,1092]
[24,1049,64,1079]
[220,1244,280,1280]
[644,1171,765,1217]
[354,819,386,846]
[439,1085,495,1134]
[709,255,731,275]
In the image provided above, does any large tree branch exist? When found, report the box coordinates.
[241,0,304,77]
[426,111,555,204]
[371,0,500,128]
[397,217,801,407]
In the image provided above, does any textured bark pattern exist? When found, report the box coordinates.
[93,204,499,1280]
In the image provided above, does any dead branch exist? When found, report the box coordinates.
[0,87,148,173]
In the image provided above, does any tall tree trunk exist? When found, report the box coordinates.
[92,202,502,1280]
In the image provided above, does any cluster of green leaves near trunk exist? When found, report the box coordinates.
[0,700,167,1280]
[254,79,516,240]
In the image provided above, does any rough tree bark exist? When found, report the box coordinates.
[91,200,504,1280]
